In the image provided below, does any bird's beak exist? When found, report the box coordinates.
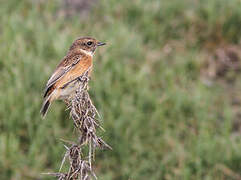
[97,42,106,46]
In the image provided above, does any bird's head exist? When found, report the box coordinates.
[69,37,106,56]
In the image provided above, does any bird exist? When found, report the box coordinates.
[40,37,106,118]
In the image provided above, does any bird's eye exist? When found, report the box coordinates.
[87,41,93,46]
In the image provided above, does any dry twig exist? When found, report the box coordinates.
[44,70,111,180]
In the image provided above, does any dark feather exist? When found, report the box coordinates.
[40,99,50,118]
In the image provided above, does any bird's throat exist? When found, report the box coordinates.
[79,49,93,57]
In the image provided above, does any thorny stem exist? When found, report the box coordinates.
[44,70,111,180]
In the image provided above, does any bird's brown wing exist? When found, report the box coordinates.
[43,53,83,98]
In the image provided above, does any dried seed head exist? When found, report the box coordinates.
[45,71,110,180]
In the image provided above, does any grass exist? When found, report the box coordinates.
[0,0,241,179]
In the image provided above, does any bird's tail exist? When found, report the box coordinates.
[40,95,53,118]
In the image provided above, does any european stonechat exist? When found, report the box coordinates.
[40,37,106,118]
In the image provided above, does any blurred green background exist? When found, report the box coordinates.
[1,0,241,179]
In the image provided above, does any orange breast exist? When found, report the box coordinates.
[55,56,93,89]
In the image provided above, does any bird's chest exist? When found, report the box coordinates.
[56,58,92,88]
[55,56,92,100]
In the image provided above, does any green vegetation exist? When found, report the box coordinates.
[0,0,241,179]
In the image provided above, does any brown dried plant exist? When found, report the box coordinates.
[44,70,111,180]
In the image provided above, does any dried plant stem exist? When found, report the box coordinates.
[44,71,111,180]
